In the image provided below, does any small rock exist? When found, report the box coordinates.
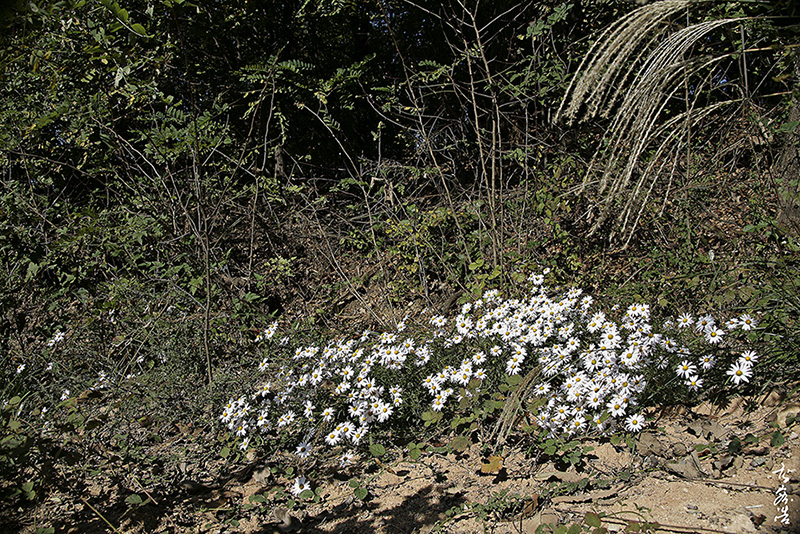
[704,420,727,441]
[253,467,272,484]
[746,446,769,456]
[726,513,758,533]
[642,455,660,469]
[687,420,704,437]
[777,406,800,427]
[687,504,698,510]
[273,506,302,533]
[691,450,706,476]
[638,432,667,457]
[672,442,688,457]
[666,456,702,479]
[525,509,559,533]
[751,457,767,468]
[177,479,213,495]
[444,484,463,495]
[723,396,744,416]
[719,455,734,470]
[734,456,744,470]
[763,390,785,407]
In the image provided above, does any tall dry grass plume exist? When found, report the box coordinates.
[556,0,744,246]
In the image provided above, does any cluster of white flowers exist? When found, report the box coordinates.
[255,322,279,343]
[222,271,760,482]
[672,312,758,387]
[46,330,65,348]
[90,370,113,391]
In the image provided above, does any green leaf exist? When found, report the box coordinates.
[771,430,785,447]
[369,443,386,457]
[506,374,522,387]
[131,23,147,36]
[585,512,602,528]
[451,435,471,452]
[299,489,314,500]
[625,521,642,532]
[249,494,266,503]
[219,446,230,458]
[125,494,143,505]
[25,261,40,282]
[354,486,368,500]
[468,259,484,270]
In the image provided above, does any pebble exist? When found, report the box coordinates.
[672,442,688,457]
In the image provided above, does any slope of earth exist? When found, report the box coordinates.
[20,389,797,534]
[253,391,800,534]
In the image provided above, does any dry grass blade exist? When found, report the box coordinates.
[490,366,541,449]
[556,0,746,244]
[619,101,730,247]
[556,0,696,124]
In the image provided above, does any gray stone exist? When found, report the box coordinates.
[672,442,688,457]
[687,420,704,437]
[638,432,667,457]
[704,420,727,440]
[666,455,702,479]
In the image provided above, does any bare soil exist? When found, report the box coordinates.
[15,390,799,534]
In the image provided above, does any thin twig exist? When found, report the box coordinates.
[132,476,182,532]
[79,495,122,534]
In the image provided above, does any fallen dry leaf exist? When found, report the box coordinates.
[480,454,504,474]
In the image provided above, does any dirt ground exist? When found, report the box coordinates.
[248,392,800,534]
[15,390,800,534]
